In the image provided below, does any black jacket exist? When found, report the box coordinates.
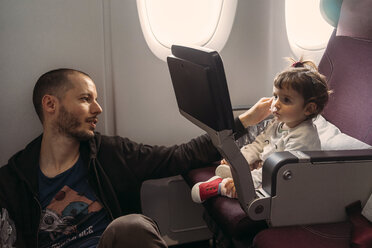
[0,132,220,247]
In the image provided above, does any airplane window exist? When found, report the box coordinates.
[137,0,237,61]
[285,0,334,60]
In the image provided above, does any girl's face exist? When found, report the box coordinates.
[271,86,312,128]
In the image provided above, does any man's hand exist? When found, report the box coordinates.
[239,97,273,128]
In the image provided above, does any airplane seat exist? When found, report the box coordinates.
[180,0,372,247]
[252,0,372,247]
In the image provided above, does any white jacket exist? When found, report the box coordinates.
[241,119,321,188]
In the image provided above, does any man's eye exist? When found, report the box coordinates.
[284,97,291,103]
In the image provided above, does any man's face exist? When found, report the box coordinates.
[54,73,102,141]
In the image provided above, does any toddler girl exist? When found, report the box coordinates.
[192,58,332,202]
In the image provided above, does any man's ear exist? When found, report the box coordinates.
[42,95,58,116]
[304,102,317,116]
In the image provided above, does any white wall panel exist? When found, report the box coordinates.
[110,0,290,146]
[0,0,108,165]
[0,0,294,165]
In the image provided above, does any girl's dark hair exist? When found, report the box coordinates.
[274,58,332,119]
[33,68,90,122]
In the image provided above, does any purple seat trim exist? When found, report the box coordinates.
[253,222,351,248]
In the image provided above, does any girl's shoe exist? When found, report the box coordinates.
[191,176,222,203]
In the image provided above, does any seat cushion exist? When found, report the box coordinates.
[253,222,351,248]
[184,166,267,239]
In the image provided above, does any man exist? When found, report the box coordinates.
[0,69,272,247]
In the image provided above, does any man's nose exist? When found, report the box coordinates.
[92,101,103,115]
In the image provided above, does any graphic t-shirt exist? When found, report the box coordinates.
[38,157,111,248]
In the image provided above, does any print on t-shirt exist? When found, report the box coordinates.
[39,185,103,245]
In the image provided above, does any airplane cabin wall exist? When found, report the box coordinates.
[0,0,113,165]
[110,0,292,146]
[0,0,292,166]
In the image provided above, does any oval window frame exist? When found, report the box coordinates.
[137,0,238,61]
[285,0,334,62]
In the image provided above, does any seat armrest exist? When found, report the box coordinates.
[262,149,372,196]
[256,149,372,226]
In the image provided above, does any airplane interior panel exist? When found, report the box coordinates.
[1,0,371,247]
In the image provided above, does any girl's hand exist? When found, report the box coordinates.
[250,160,263,170]
[224,178,238,198]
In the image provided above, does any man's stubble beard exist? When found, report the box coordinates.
[55,105,94,141]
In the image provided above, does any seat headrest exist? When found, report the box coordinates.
[336,0,372,40]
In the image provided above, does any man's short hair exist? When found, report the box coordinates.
[33,68,90,122]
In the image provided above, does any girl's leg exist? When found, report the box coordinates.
[215,164,232,178]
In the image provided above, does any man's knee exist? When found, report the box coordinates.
[106,214,158,235]
[99,214,167,248]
